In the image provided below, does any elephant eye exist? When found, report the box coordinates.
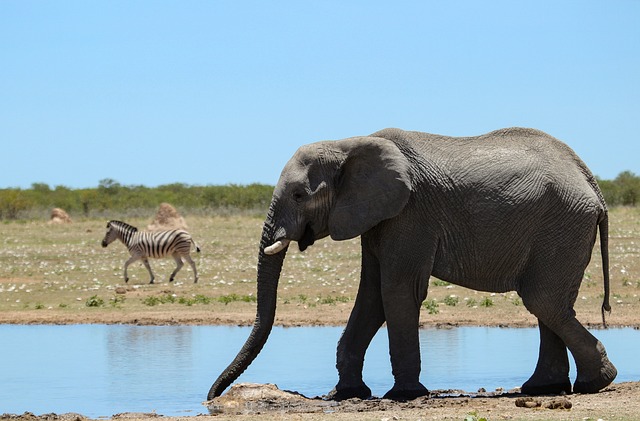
[292,191,305,203]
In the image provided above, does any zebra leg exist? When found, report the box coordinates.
[142,258,155,284]
[170,254,184,282]
[123,256,139,283]
[184,254,198,283]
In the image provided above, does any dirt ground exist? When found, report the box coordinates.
[3,382,640,421]
[1,210,640,420]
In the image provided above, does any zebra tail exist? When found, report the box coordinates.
[192,238,201,253]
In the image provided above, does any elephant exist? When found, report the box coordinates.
[208,127,617,401]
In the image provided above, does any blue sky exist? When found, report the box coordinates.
[2,1,639,189]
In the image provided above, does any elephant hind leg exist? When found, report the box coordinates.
[572,339,617,393]
[521,320,571,395]
[521,288,617,394]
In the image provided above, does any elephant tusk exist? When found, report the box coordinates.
[264,239,291,255]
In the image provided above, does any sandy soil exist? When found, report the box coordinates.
[3,382,640,420]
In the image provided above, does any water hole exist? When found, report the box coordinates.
[0,325,637,417]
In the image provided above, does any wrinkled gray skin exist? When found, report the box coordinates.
[208,127,617,401]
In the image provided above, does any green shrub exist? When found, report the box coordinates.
[86,295,105,307]
[431,279,450,287]
[217,294,256,305]
[193,294,212,304]
[142,294,178,306]
[422,299,439,314]
[319,295,350,305]
[443,295,459,306]
[142,296,161,306]
[480,297,494,308]
[110,295,126,307]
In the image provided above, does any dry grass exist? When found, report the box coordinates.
[0,207,639,327]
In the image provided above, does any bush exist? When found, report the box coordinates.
[218,294,256,305]
[598,171,640,207]
[480,297,494,308]
[444,295,459,306]
[422,299,439,314]
[86,295,105,307]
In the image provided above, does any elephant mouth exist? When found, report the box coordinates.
[298,223,315,252]
[264,224,316,255]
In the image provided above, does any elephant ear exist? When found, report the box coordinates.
[329,137,412,240]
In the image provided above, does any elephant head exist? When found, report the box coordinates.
[207,135,412,399]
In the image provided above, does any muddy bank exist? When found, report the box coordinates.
[4,382,640,421]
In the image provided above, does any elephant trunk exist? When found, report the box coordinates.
[207,217,287,400]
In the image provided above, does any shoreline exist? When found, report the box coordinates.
[0,311,635,329]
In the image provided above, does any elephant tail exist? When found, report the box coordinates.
[599,212,611,328]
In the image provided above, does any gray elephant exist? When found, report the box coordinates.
[208,127,617,401]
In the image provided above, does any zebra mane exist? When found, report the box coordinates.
[109,220,139,232]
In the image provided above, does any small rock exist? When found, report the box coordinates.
[515,396,572,410]
[545,398,572,410]
[515,397,541,408]
[112,413,161,419]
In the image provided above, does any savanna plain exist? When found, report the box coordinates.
[1,207,640,420]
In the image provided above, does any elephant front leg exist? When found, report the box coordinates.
[381,275,429,400]
[328,247,385,400]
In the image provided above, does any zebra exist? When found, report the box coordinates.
[101,220,201,284]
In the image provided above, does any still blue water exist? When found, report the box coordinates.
[0,325,637,418]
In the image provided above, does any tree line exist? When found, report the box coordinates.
[0,172,638,220]
[0,179,274,220]
[596,171,640,208]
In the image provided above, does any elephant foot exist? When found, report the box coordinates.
[522,359,571,395]
[521,379,571,396]
[383,382,429,401]
[326,383,372,401]
[573,359,617,394]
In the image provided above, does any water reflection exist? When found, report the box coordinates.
[0,325,637,417]
[105,326,195,414]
